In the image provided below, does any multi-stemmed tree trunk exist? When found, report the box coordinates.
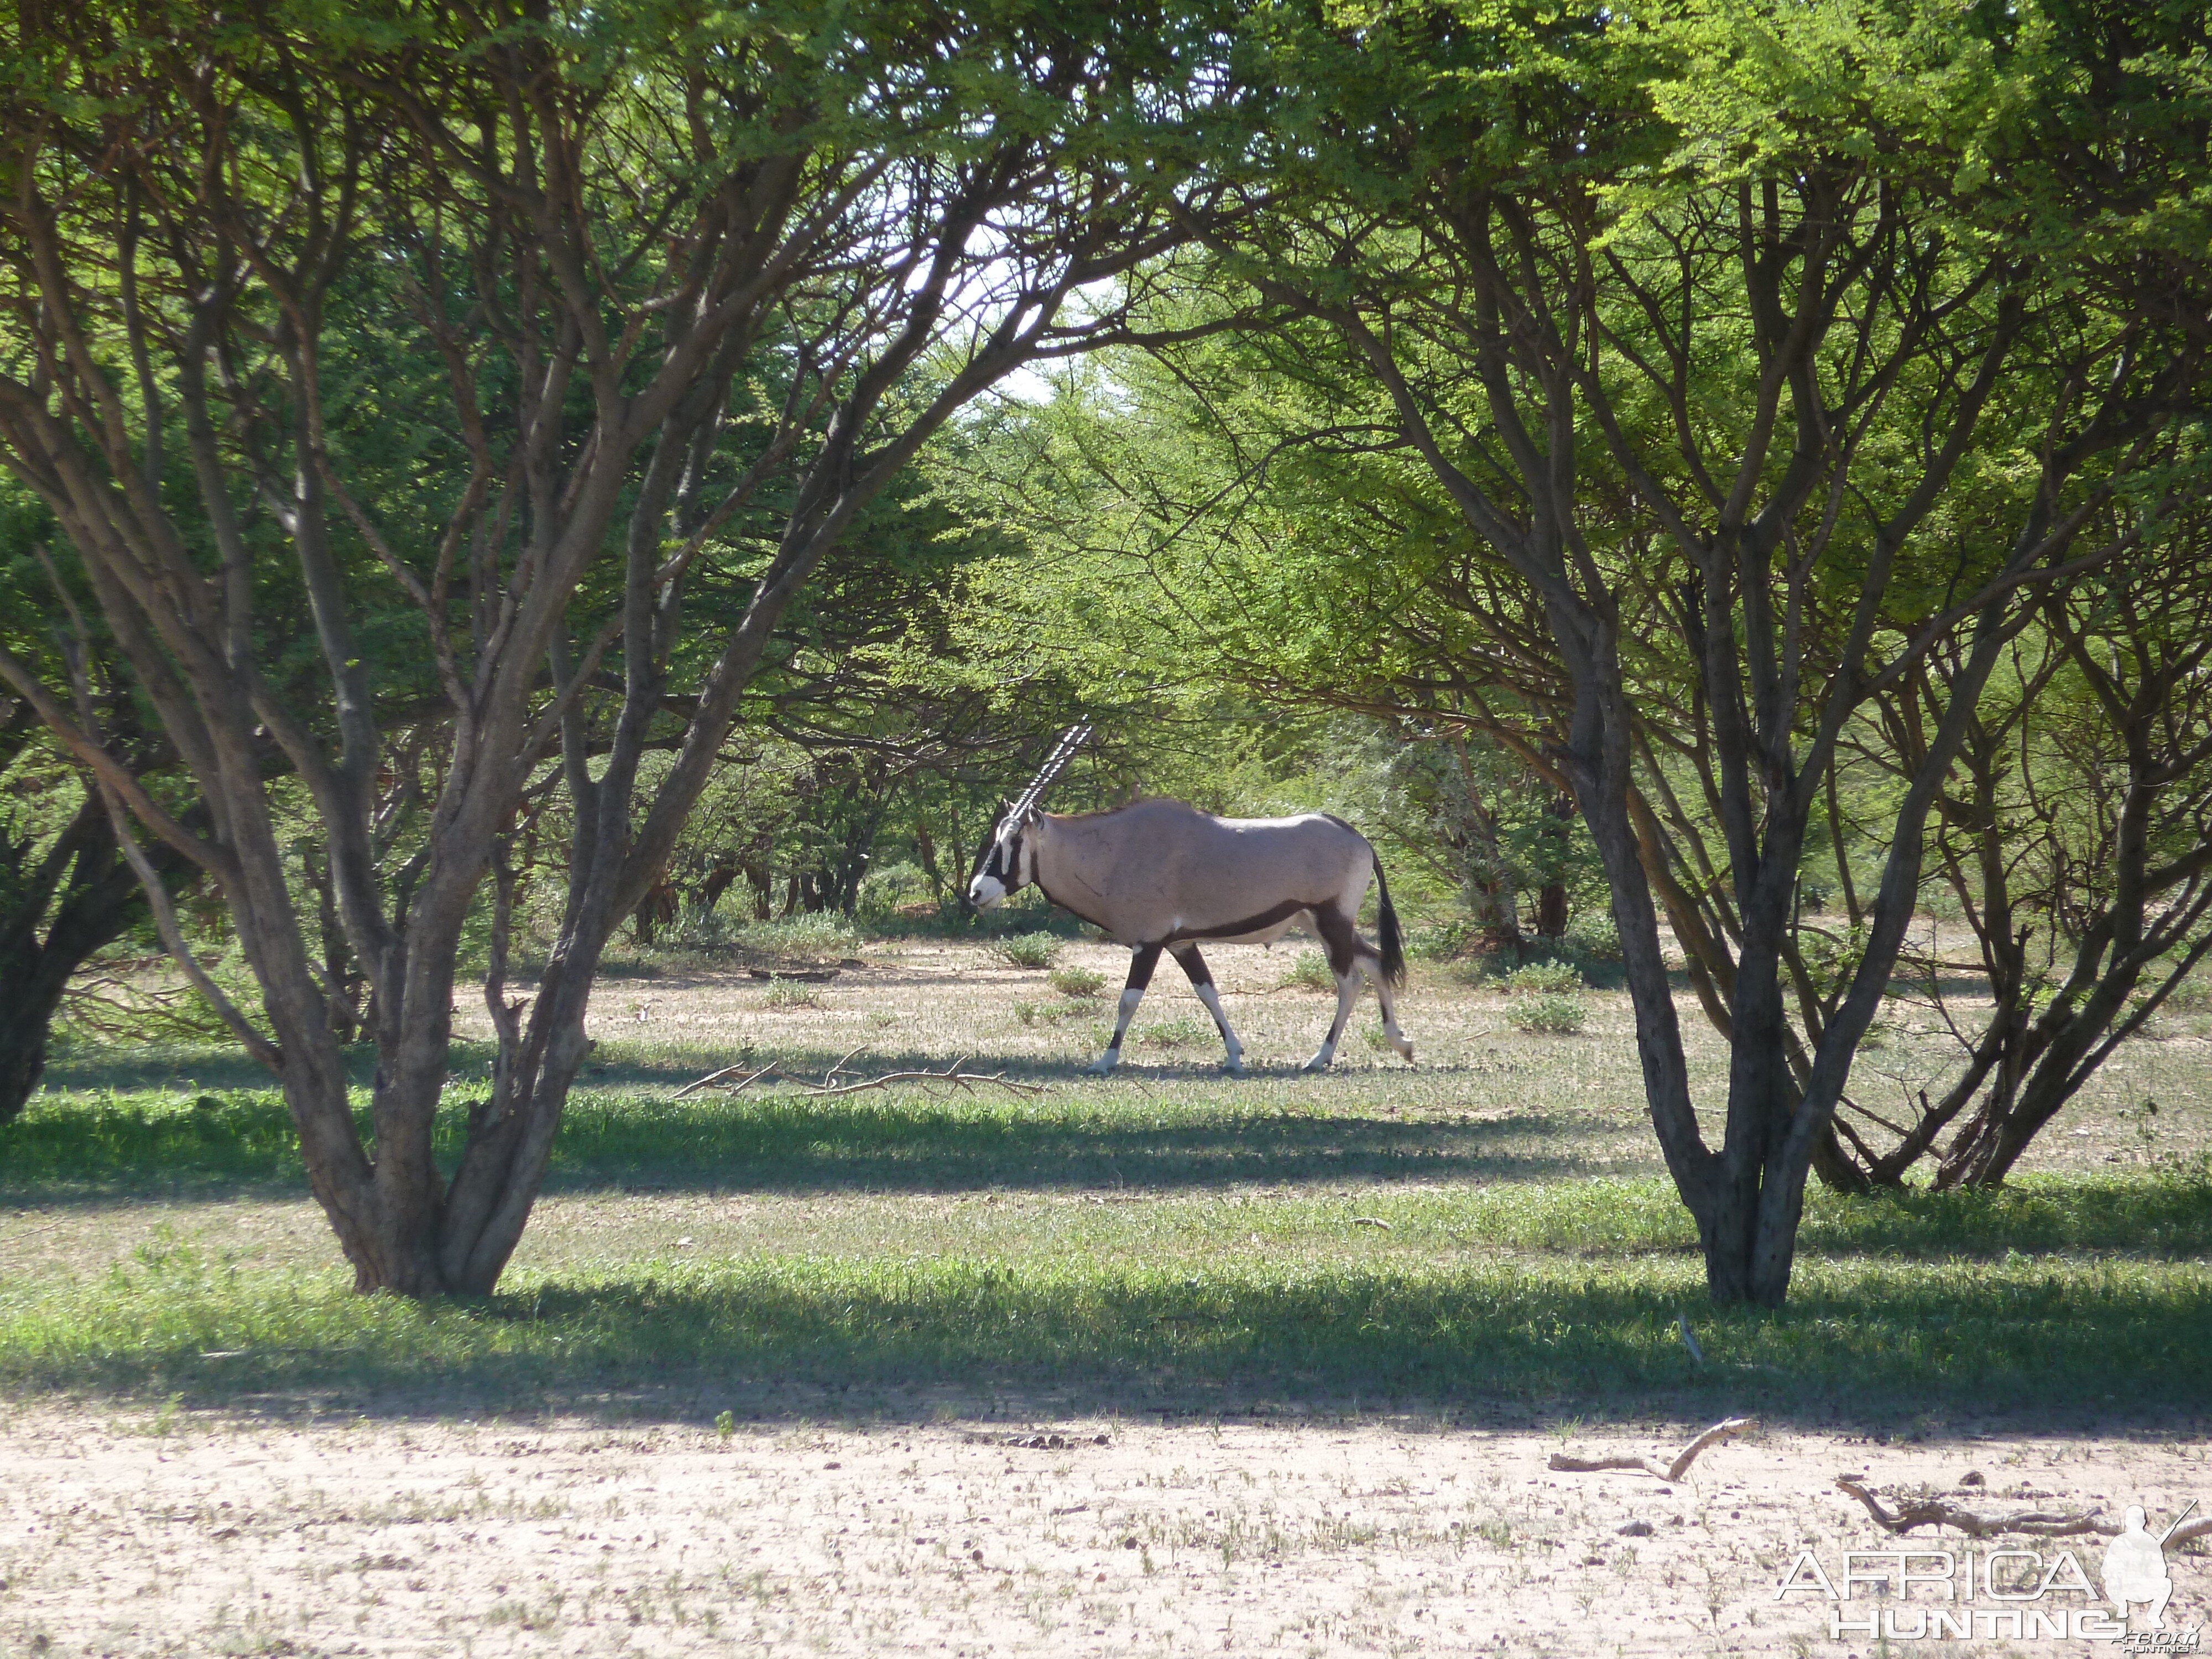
[1832,530,2212,1187]
[0,1,1226,1293]
[1193,0,2201,1303]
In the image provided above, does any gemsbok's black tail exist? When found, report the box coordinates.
[1374,856,1406,987]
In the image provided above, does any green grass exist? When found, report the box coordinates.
[11,1086,2212,1239]
[4,1066,2209,1422]
[3,1215,2206,1418]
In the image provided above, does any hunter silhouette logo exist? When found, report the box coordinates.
[2105,1501,2196,1633]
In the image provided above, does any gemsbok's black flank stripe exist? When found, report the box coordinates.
[1165,899,1312,942]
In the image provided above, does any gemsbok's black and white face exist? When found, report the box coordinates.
[966,810,1036,911]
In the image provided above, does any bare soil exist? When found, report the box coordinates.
[3,1405,2204,1656]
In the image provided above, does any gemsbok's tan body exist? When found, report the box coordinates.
[968,797,1412,1073]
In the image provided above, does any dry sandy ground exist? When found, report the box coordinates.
[3,1406,2204,1657]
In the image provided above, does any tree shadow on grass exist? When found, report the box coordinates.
[9,1252,2208,1429]
[541,1098,1615,1194]
[1,1089,1627,1203]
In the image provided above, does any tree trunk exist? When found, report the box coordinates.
[0,796,177,1126]
[1535,789,1574,937]
[632,873,677,945]
[301,846,363,1044]
[0,969,61,1128]
[915,823,942,901]
[700,860,740,911]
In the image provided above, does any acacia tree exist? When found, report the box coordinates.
[0,0,1227,1294]
[1823,517,2212,1186]
[1164,0,2205,1303]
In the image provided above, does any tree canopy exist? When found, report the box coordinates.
[2,0,2205,1307]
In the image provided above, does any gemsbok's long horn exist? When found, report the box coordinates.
[1010,722,1092,817]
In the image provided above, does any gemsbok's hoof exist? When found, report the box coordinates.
[1087,1056,1119,1077]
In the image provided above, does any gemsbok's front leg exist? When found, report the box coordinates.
[1091,942,1164,1075]
[1169,942,1244,1074]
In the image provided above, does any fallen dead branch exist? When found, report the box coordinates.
[1547,1416,1756,1482]
[962,1431,1113,1450]
[671,1061,779,1099]
[796,1059,1045,1102]
[673,1054,1044,1102]
[1836,1478,2212,1543]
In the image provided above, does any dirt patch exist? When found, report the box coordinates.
[2,1406,2203,1655]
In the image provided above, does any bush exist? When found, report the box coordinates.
[763,975,820,1009]
[1513,993,1587,1035]
[1505,961,1583,995]
[1412,919,1488,961]
[1136,1017,1211,1048]
[662,901,744,952]
[1013,999,1093,1027]
[2164,975,2212,1014]
[1048,965,1106,998]
[856,861,932,921]
[743,911,860,959]
[1562,912,1621,962]
[1279,950,1335,992]
[999,933,1061,970]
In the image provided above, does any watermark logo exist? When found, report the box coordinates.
[2107,1506,2184,1636]
[1776,1499,2200,1647]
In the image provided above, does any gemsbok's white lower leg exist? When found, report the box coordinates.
[1191,980,1244,1073]
[1374,972,1414,1062]
[1303,968,1361,1071]
[1091,943,1164,1075]
[1089,987,1144,1074]
[1170,942,1244,1074]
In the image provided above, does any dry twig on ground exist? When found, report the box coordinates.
[1547,1417,1757,1482]
[673,1054,1043,1103]
[1836,1478,2212,1543]
[671,1062,780,1100]
[797,1056,1044,1101]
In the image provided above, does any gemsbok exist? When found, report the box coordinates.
[967,737,1412,1073]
